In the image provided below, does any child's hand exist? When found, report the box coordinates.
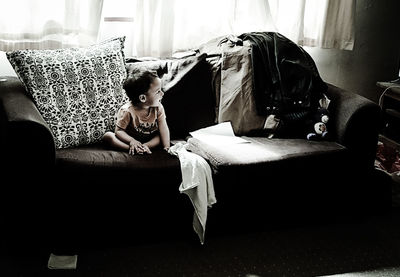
[129,140,143,155]
[141,144,152,154]
[129,140,151,155]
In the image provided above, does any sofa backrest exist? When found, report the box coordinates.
[161,58,216,139]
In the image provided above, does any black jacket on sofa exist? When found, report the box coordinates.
[238,32,327,118]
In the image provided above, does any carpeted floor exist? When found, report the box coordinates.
[2,207,400,277]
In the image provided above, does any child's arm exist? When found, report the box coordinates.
[158,116,170,150]
[115,127,136,145]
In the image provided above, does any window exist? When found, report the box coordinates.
[0,0,355,55]
[97,0,135,55]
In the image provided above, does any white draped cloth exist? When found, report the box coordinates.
[168,142,216,244]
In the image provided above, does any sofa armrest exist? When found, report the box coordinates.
[326,83,382,170]
[0,76,55,172]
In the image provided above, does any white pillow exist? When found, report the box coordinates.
[6,37,129,149]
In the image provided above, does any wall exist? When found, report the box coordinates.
[305,0,400,103]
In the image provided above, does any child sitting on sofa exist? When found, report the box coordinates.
[102,71,170,155]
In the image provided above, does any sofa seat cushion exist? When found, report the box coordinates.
[54,144,183,201]
[56,144,181,185]
[54,145,184,212]
[187,137,356,227]
[56,144,180,173]
[54,144,181,198]
[187,136,353,205]
[187,137,347,171]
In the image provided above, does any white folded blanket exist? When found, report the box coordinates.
[168,142,217,244]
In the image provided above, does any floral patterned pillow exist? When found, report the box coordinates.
[6,37,129,149]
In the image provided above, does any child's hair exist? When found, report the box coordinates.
[123,71,159,104]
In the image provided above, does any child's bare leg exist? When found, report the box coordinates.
[102,132,129,151]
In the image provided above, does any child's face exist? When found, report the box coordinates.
[144,77,163,107]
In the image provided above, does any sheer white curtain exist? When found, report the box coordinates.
[0,0,103,51]
[133,0,276,57]
[130,0,355,57]
[269,0,355,50]
[0,0,355,54]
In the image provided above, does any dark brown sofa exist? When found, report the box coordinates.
[0,56,388,247]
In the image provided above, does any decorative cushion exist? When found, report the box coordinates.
[6,37,129,149]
